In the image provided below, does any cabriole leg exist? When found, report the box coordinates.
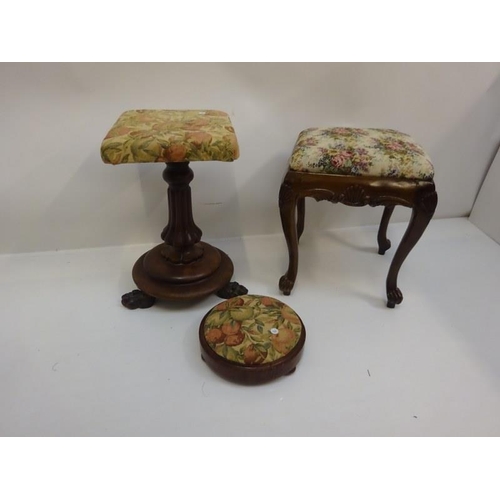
[278,183,299,295]
[386,190,437,308]
[378,205,395,255]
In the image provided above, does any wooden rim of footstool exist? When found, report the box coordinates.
[199,295,306,384]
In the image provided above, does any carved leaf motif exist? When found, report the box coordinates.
[216,282,249,299]
[341,185,369,206]
[287,179,434,210]
[387,287,403,307]
[309,190,341,203]
[279,275,295,295]
[279,183,297,206]
[121,290,156,309]
[417,190,438,215]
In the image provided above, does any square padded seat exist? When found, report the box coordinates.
[289,127,434,180]
[101,109,239,165]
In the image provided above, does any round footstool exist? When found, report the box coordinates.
[199,295,306,384]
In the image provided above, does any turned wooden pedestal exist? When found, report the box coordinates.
[122,162,239,309]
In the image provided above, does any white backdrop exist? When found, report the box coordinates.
[470,144,500,244]
[2,62,500,254]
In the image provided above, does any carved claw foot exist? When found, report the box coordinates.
[386,288,403,308]
[279,275,295,296]
[378,239,391,255]
[216,281,248,299]
[121,289,156,310]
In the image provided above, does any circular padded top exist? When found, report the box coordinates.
[201,295,304,366]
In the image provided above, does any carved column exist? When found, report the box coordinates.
[160,162,203,264]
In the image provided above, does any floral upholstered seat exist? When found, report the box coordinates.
[289,127,434,180]
[202,295,303,366]
[101,109,239,164]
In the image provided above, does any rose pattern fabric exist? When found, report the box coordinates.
[203,295,303,365]
[101,109,239,164]
[289,127,434,180]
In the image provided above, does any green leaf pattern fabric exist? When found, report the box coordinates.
[101,109,239,164]
[289,127,434,180]
[203,295,303,365]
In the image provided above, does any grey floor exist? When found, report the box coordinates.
[1,217,499,436]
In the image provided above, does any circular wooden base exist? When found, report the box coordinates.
[200,346,304,384]
[132,242,233,301]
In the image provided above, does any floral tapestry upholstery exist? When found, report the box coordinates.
[101,109,239,164]
[203,295,303,366]
[289,127,434,180]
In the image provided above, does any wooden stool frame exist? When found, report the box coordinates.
[278,171,438,308]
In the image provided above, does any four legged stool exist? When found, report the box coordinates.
[101,109,246,309]
[278,127,438,308]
